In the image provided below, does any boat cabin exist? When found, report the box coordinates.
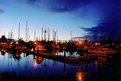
[33,41,46,53]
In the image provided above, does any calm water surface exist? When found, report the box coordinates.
[0,52,120,81]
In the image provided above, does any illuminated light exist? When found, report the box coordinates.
[1,49,6,52]
[76,71,84,81]
[77,41,83,46]
[97,43,100,45]
[4,50,6,52]
[10,42,13,45]
[95,42,98,46]
[95,42,100,46]
[16,41,19,44]
[79,41,82,44]
[16,54,20,57]
[33,60,38,68]
[31,48,34,52]
[34,42,37,45]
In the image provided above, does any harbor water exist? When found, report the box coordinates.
[0,51,120,81]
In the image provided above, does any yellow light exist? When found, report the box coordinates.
[79,41,82,44]
[95,42,98,46]
[76,71,84,81]
[78,41,83,46]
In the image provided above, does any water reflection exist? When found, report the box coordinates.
[34,55,44,64]
[0,51,119,81]
[75,63,89,81]
[33,55,44,68]
[13,53,21,61]
[1,49,6,55]
[33,60,38,68]
[76,71,84,81]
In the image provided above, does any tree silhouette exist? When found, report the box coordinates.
[0,35,7,42]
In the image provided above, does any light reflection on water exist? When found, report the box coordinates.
[0,51,119,81]
[76,71,85,81]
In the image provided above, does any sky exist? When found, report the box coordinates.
[0,0,120,41]
[81,0,121,40]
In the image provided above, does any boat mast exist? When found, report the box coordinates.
[47,27,50,41]
[41,27,43,41]
[44,28,46,41]
[56,29,58,43]
[10,29,13,39]
[18,22,20,40]
[71,30,72,41]
[25,21,28,42]
[34,30,36,41]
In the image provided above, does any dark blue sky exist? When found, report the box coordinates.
[0,0,120,40]
[81,0,120,39]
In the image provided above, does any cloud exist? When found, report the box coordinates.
[18,0,120,40]
[81,0,121,39]
[19,0,95,12]
[0,9,5,13]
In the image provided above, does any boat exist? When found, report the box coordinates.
[88,44,118,54]
[33,41,46,53]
